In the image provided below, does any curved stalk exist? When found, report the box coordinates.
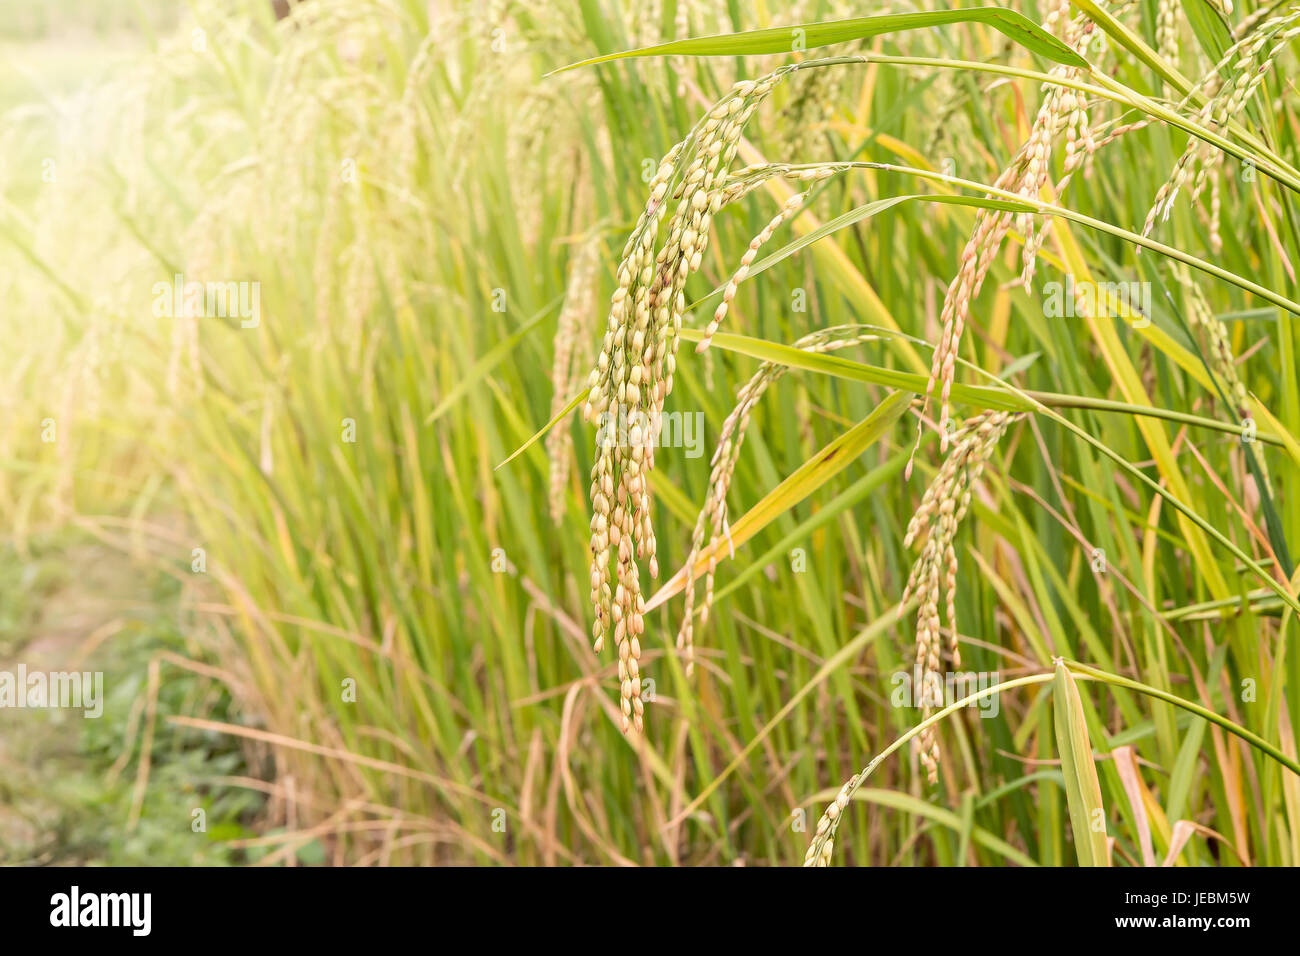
[809,661,1300,864]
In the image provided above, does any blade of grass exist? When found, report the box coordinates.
[550,8,1089,75]
[1053,660,1110,866]
[646,389,910,611]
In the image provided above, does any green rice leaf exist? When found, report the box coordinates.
[1053,661,1111,867]
[645,389,911,611]
[550,8,1089,74]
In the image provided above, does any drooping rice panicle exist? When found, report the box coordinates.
[902,410,1019,783]
[677,326,880,674]
[913,1,1100,467]
[804,771,860,866]
[697,165,844,352]
[1157,0,1180,70]
[1141,10,1300,242]
[778,59,846,160]
[583,72,799,730]
[546,233,600,524]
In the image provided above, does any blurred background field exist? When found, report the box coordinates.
[1,0,1298,866]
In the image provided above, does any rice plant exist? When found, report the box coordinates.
[4,0,1300,867]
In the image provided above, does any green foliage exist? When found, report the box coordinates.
[3,0,1299,866]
